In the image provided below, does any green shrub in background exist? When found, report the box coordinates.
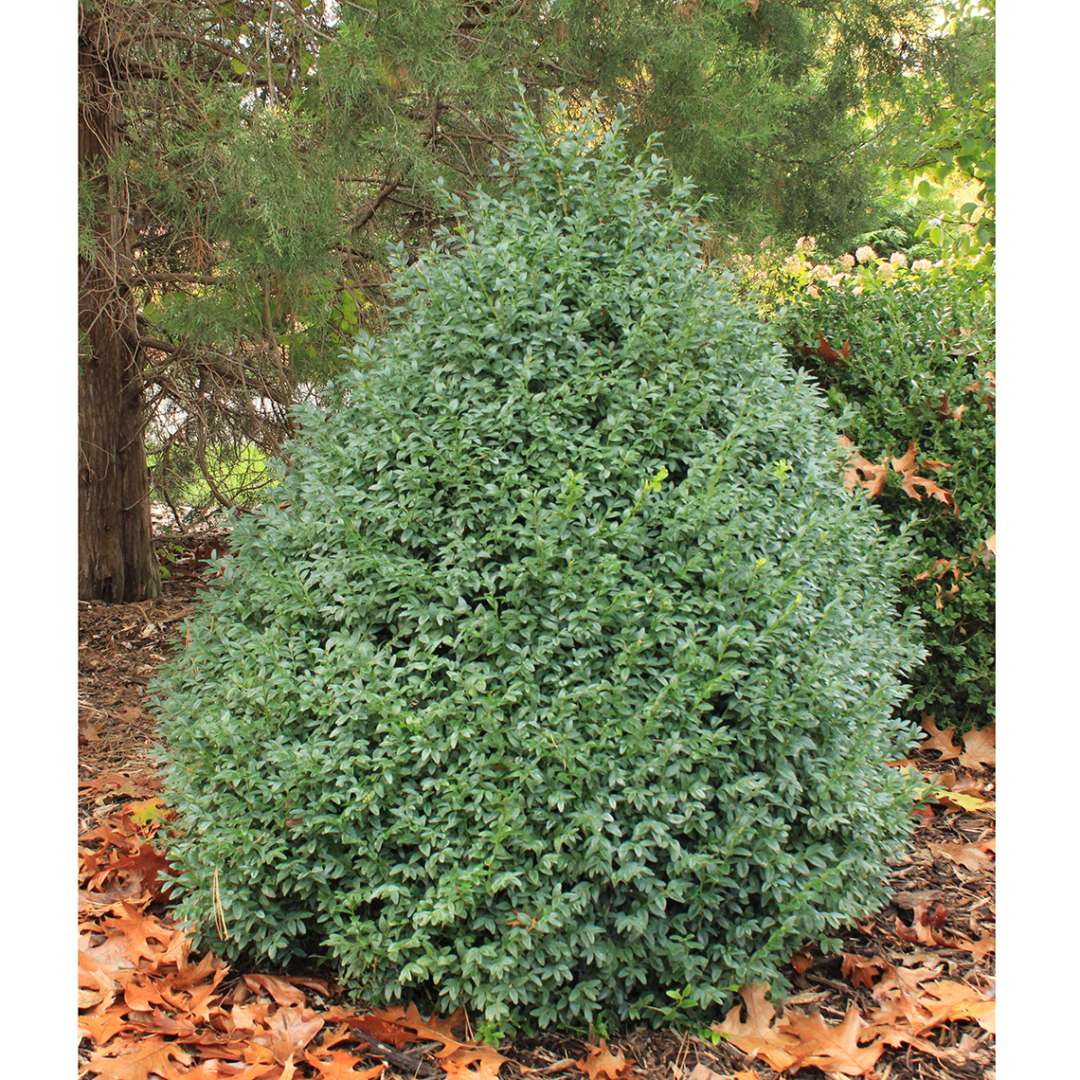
[155,106,924,1030]
[772,253,994,731]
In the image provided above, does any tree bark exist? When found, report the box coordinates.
[79,27,160,602]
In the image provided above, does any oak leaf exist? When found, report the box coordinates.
[929,841,994,874]
[918,980,996,1035]
[840,954,887,990]
[891,442,917,473]
[229,1001,269,1032]
[243,974,308,1008]
[125,1010,199,1039]
[961,933,996,960]
[870,962,944,1028]
[123,977,169,1012]
[839,438,888,497]
[264,1006,325,1064]
[900,469,954,509]
[576,1039,634,1079]
[816,332,851,363]
[105,842,172,901]
[167,950,222,989]
[443,1043,510,1079]
[305,1049,385,1079]
[335,1011,417,1048]
[713,984,799,1072]
[960,726,995,771]
[79,872,147,911]
[186,970,230,1021]
[790,949,813,974]
[779,1007,886,1076]
[78,1005,130,1045]
[920,715,961,761]
[930,770,987,797]
[102,903,176,964]
[372,1003,466,1056]
[81,933,136,974]
[86,1037,193,1080]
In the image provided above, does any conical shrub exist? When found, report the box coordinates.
[155,105,923,1030]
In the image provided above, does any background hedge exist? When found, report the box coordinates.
[773,257,994,730]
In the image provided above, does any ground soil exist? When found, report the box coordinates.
[78,531,995,1080]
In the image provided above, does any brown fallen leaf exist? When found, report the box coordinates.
[920,714,961,761]
[687,1066,759,1080]
[960,725,995,770]
[840,954,887,990]
[374,1002,464,1043]
[105,841,172,902]
[713,984,799,1072]
[184,969,230,1021]
[227,1000,270,1033]
[891,442,917,473]
[817,333,851,363]
[900,469,954,509]
[962,934,996,960]
[101,902,176,963]
[78,1005,130,1046]
[870,962,944,1029]
[685,1065,724,1080]
[443,1043,510,1079]
[790,948,813,975]
[122,977,169,1012]
[929,841,994,874]
[125,1009,199,1039]
[264,1006,325,1064]
[576,1039,634,1079]
[86,1037,193,1080]
[243,974,309,1008]
[780,1007,886,1077]
[305,1049,385,1079]
[918,980,996,1035]
[931,770,987,797]
[336,1011,417,1049]
[79,873,148,912]
[81,933,136,974]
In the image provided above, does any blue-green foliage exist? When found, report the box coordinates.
[155,108,924,1030]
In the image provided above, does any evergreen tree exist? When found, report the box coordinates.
[80,0,941,599]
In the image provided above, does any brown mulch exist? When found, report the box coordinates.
[78,532,995,1080]
[78,532,226,830]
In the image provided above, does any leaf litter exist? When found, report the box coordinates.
[79,536,995,1079]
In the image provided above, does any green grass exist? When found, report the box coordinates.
[148,442,276,510]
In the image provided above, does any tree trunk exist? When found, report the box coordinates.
[79,27,160,603]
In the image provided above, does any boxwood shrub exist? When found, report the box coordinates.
[775,260,994,730]
[155,106,924,1030]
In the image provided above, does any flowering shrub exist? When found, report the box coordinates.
[155,110,923,1030]
[765,244,994,730]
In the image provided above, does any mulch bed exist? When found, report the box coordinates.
[78,531,995,1080]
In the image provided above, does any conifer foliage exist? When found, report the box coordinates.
[156,108,924,1029]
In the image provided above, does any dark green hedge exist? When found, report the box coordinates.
[155,107,923,1030]
[776,263,994,730]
